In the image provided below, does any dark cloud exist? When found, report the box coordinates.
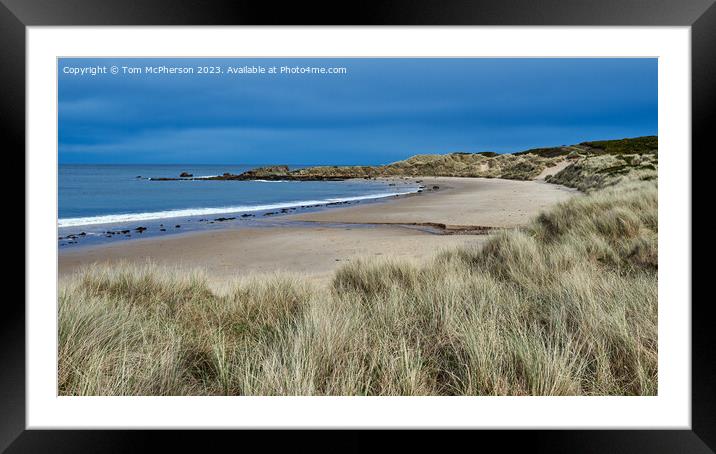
[58,58,657,164]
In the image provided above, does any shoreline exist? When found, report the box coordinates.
[59,176,579,285]
[58,177,422,229]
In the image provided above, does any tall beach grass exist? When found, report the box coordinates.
[59,163,657,396]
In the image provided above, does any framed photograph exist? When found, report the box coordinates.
[6,0,711,450]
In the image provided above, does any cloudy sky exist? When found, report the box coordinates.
[58,58,657,165]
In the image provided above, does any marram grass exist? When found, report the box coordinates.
[59,177,657,396]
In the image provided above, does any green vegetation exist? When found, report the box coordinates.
[580,136,658,155]
[546,153,658,192]
[59,153,657,396]
[513,146,574,158]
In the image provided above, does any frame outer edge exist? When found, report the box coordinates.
[5,0,714,451]
[692,1,716,450]
[0,1,26,453]
[0,0,715,25]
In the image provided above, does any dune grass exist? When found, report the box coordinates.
[546,153,658,192]
[59,168,657,396]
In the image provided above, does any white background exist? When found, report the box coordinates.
[26,27,691,429]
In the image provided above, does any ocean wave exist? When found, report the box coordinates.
[57,189,418,228]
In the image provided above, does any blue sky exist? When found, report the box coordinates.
[58,58,657,165]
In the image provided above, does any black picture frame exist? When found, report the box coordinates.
[4,0,710,451]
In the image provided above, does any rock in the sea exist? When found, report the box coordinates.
[175,225,181,228]
[180,172,193,177]
[135,226,147,233]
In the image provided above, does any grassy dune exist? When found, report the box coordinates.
[295,152,564,180]
[59,157,657,396]
[167,136,657,182]
[546,153,658,192]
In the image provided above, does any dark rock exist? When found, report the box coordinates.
[432,185,440,190]
[175,225,181,228]
[160,228,166,231]
[214,217,236,222]
[241,213,254,218]
[135,227,147,233]
[179,172,193,178]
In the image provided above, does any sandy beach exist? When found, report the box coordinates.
[59,175,579,285]
[285,175,577,228]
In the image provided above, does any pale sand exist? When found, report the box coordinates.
[285,176,578,229]
[59,172,578,285]
[59,225,486,286]
[535,159,573,180]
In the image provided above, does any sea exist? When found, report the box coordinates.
[58,164,421,248]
